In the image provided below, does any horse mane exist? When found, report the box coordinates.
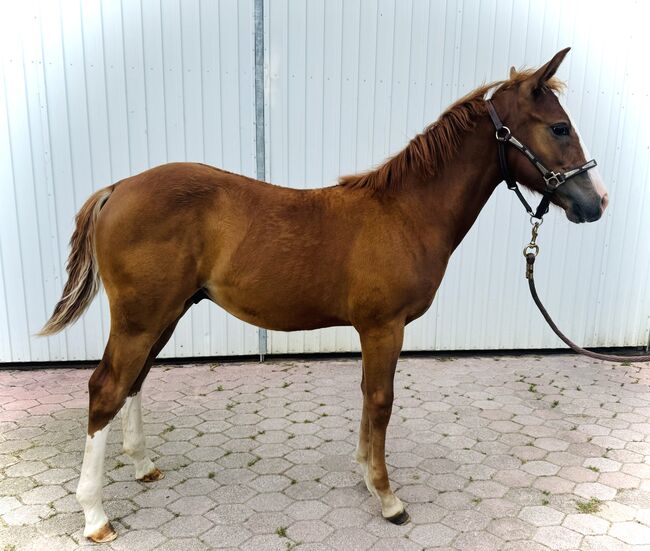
[338,69,565,193]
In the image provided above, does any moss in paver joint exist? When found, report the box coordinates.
[587,465,600,473]
[276,526,287,537]
[576,498,602,514]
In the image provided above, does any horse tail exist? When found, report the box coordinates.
[39,185,114,336]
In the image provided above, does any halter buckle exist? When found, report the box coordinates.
[495,126,511,142]
[543,171,565,191]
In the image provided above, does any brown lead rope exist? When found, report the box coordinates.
[523,225,650,363]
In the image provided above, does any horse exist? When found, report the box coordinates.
[40,48,608,542]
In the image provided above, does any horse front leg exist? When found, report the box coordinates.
[358,322,408,524]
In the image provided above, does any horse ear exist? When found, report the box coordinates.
[509,66,517,79]
[525,47,570,94]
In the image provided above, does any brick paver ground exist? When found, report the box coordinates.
[1,354,650,550]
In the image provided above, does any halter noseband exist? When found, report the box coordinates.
[485,99,598,220]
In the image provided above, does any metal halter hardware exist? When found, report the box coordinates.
[486,99,598,220]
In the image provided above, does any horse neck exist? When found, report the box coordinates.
[400,116,503,252]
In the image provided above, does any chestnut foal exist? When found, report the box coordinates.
[41,49,608,542]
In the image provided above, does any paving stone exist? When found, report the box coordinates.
[533,525,583,549]
[326,527,377,550]
[609,521,650,545]
[286,519,333,542]
[154,538,209,551]
[521,460,561,477]
[3,504,53,525]
[409,523,457,547]
[574,481,618,501]
[562,513,610,535]
[487,517,535,541]
[454,530,504,551]
[205,503,253,525]
[466,480,508,498]
[558,465,599,483]
[501,541,554,551]
[239,534,286,551]
[599,471,641,489]
[122,507,174,529]
[441,508,490,531]
[160,515,213,538]
[200,525,253,549]
[518,505,565,526]
[583,456,622,472]
[581,534,632,551]
[168,496,216,516]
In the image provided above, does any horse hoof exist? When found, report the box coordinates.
[139,467,165,482]
[87,522,117,543]
[385,509,410,525]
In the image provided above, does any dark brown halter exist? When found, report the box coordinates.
[485,99,597,220]
[484,100,650,362]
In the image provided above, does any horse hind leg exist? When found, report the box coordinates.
[120,393,162,481]
[119,305,191,482]
[76,329,161,542]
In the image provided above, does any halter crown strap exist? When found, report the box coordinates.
[485,99,597,220]
[486,100,539,217]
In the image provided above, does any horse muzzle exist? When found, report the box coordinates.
[566,193,607,223]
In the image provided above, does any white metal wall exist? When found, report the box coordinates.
[1,0,649,362]
[264,0,650,354]
[0,0,259,362]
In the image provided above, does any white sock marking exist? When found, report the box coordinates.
[76,425,110,537]
[121,392,156,479]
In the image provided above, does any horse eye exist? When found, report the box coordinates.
[552,124,570,137]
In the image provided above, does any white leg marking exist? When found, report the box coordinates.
[121,393,156,479]
[380,491,404,518]
[359,454,404,517]
[76,425,110,537]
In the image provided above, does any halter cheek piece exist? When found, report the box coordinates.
[485,100,598,220]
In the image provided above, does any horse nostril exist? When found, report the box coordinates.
[601,193,609,211]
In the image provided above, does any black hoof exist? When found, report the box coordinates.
[385,509,410,525]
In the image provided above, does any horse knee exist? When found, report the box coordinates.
[367,390,393,421]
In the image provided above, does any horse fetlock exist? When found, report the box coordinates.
[76,487,110,539]
[132,456,157,480]
[380,493,404,517]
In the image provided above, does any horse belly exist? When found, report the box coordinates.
[205,278,348,332]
